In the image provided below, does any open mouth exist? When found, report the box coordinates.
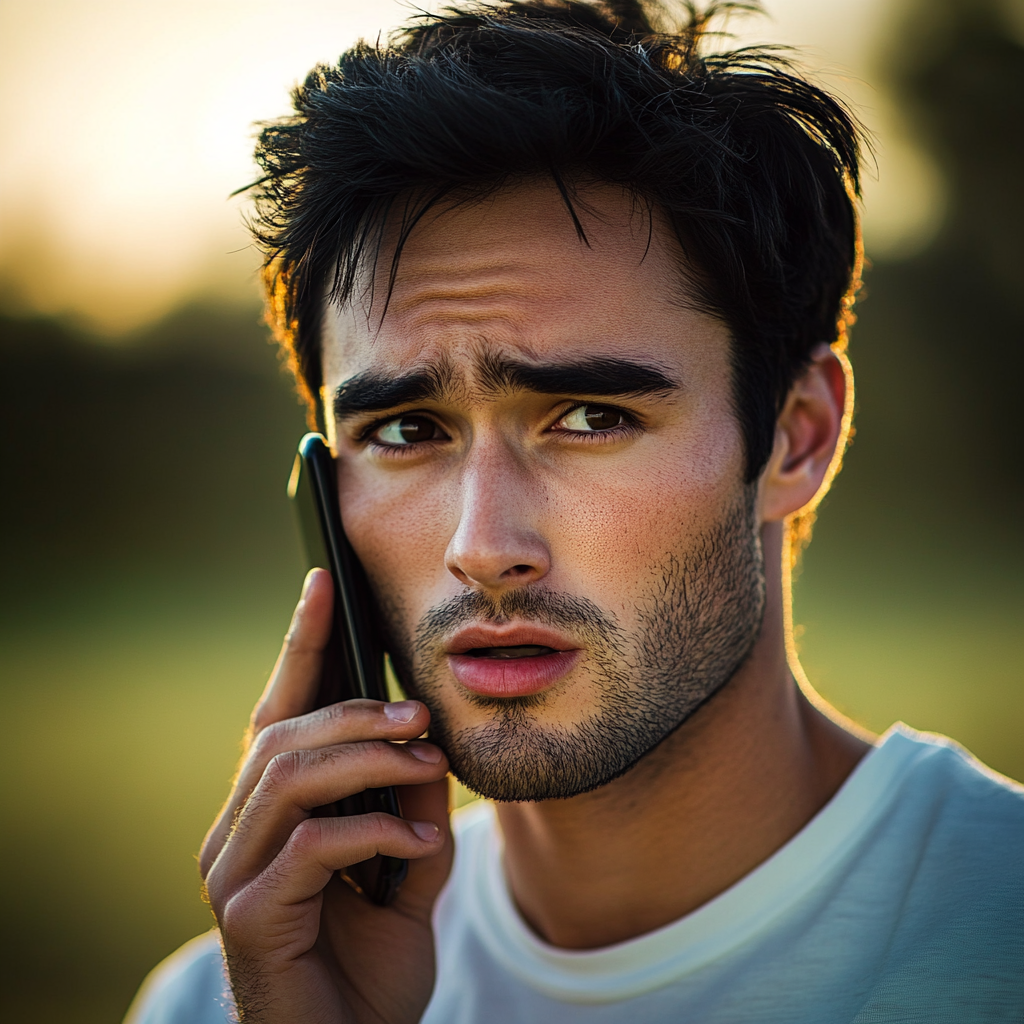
[449,645,581,697]
[446,624,582,697]
[465,645,558,659]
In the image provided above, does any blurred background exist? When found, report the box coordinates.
[1,0,1021,1020]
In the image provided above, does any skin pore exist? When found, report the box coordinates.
[321,178,871,950]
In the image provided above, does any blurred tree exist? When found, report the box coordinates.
[0,303,307,612]
[835,0,1024,550]
[897,0,1024,306]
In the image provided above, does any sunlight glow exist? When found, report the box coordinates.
[0,0,944,333]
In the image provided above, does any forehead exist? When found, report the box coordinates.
[321,179,723,389]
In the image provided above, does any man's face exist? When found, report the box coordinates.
[323,180,766,801]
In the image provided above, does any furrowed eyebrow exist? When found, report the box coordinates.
[485,356,678,398]
[332,356,678,421]
[333,368,450,419]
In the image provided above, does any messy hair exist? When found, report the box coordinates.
[249,0,863,482]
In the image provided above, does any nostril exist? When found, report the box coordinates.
[507,564,534,577]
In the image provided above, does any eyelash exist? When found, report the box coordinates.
[360,402,641,455]
[355,413,449,461]
[550,403,642,442]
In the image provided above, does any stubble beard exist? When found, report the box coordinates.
[386,489,767,802]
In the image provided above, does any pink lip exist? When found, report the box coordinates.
[446,623,582,698]
[448,650,582,697]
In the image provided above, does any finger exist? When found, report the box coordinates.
[207,739,448,890]
[393,777,455,911]
[202,568,332,878]
[244,700,431,796]
[219,813,444,931]
[252,568,333,734]
[199,699,431,876]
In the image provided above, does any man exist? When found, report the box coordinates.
[127,2,1024,1020]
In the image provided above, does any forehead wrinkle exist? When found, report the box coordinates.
[383,263,546,332]
[387,260,546,304]
[390,282,535,309]
[395,299,532,338]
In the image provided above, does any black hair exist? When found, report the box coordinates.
[249,0,863,481]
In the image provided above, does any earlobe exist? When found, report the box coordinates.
[759,344,849,523]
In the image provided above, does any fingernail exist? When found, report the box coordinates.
[406,742,443,763]
[383,701,418,724]
[411,820,440,842]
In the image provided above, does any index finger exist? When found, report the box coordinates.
[251,568,333,737]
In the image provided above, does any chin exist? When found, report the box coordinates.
[427,698,675,804]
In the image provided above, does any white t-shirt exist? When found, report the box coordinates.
[126,724,1024,1023]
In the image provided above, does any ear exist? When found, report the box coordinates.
[759,343,850,524]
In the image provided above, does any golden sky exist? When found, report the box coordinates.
[0,0,946,333]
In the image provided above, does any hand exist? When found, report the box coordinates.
[200,569,453,1023]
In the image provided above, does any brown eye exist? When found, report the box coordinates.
[583,405,623,430]
[375,415,443,445]
[559,404,626,432]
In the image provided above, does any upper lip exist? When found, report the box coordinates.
[445,623,580,656]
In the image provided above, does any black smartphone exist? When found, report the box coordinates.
[287,431,409,906]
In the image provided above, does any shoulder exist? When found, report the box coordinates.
[123,930,233,1024]
[885,723,1024,835]
[850,727,1024,1020]
[876,724,1024,883]
[867,727,1024,986]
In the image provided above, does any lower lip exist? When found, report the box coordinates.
[448,650,582,698]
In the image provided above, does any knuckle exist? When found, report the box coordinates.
[250,699,277,733]
[203,864,230,916]
[360,811,393,846]
[311,745,344,770]
[317,700,349,724]
[250,719,288,761]
[285,816,325,857]
[347,738,387,760]
[264,748,303,789]
[330,740,384,783]
[218,888,259,939]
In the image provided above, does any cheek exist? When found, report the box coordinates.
[544,421,743,612]
[338,461,456,622]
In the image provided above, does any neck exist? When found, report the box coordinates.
[494,521,870,949]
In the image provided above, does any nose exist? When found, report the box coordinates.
[444,443,551,593]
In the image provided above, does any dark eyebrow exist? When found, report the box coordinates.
[486,356,678,398]
[333,356,678,420]
[333,364,455,420]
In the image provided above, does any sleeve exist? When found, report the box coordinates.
[123,930,235,1024]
